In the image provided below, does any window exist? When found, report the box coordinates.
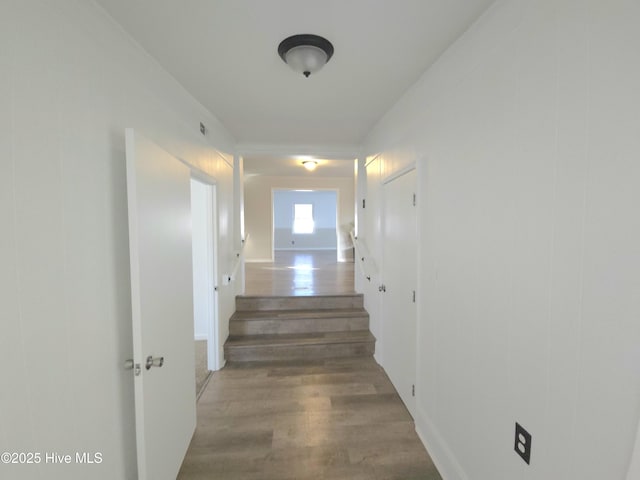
[292,203,314,234]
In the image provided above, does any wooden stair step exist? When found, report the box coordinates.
[226,330,375,347]
[224,331,375,362]
[229,308,369,335]
[235,294,364,312]
[225,294,375,363]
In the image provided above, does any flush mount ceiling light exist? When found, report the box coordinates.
[302,160,318,171]
[278,34,334,78]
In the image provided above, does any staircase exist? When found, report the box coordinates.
[224,294,376,362]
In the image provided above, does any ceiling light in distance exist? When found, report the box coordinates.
[302,160,318,171]
[278,34,334,78]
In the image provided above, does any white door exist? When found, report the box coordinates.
[125,129,196,480]
[382,169,418,415]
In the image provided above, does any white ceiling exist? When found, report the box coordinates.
[243,155,354,177]
[95,0,495,175]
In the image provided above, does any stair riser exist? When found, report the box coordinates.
[225,342,375,362]
[236,295,363,311]
[230,317,369,335]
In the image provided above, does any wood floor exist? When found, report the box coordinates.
[178,358,441,480]
[194,340,211,396]
[245,250,355,296]
[179,251,442,479]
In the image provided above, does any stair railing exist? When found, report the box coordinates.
[350,232,378,283]
[229,234,249,283]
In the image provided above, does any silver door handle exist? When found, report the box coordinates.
[145,355,164,370]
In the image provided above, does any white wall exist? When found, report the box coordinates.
[361,1,640,479]
[244,175,354,262]
[0,1,238,478]
[273,190,337,251]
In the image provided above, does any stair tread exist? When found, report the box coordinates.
[236,294,364,311]
[225,330,375,348]
[237,294,363,299]
[231,308,368,321]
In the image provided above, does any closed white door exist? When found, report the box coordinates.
[125,129,196,480]
[382,169,418,415]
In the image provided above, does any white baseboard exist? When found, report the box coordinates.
[373,350,382,365]
[194,334,208,341]
[414,406,469,480]
[245,258,273,263]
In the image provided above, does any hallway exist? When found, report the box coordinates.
[5,2,638,479]
[178,250,441,479]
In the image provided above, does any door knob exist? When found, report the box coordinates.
[145,355,164,370]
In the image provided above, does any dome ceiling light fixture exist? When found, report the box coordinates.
[278,34,334,78]
[302,160,318,171]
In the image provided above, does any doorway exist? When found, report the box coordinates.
[190,178,218,395]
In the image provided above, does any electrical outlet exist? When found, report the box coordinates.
[514,422,532,465]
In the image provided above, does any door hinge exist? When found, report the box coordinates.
[412,384,415,397]
[413,193,416,206]
[412,290,416,303]
[362,199,366,209]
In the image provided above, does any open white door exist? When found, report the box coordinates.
[382,169,418,415]
[125,129,196,480]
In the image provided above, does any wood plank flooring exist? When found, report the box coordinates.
[194,340,211,396]
[245,250,355,296]
[178,358,442,480]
